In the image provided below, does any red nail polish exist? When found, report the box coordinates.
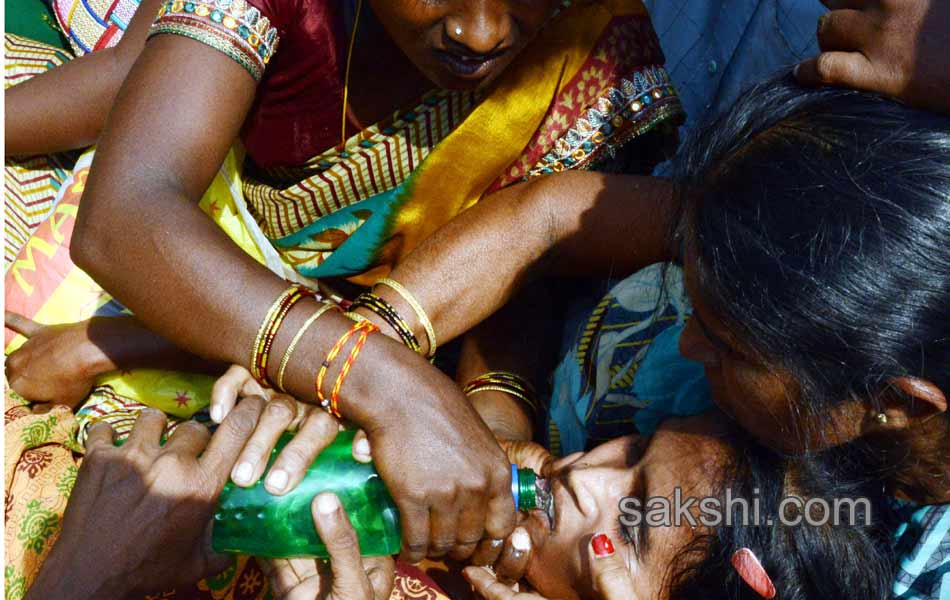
[591,533,615,557]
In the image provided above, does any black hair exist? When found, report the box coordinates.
[667,427,896,600]
[649,74,950,599]
[671,74,950,495]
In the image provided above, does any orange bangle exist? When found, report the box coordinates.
[316,320,375,416]
[330,322,378,417]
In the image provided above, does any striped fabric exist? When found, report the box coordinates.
[4,34,77,271]
[243,89,479,240]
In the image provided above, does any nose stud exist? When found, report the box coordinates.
[454,25,463,37]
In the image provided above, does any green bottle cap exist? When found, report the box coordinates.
[515,467,537,511]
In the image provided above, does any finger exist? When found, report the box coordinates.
[588,533,638,600]
[469,538,505,567]
[816,9,874,52]
[397,502,430,564]
[462,566,515,600]
[483,488,517,541]
[311,493,373,599]
[4,311,42,338]
[199,395,266,489]
[211,365,264,423]
[162,420,211,457]
[427,504,460,558]
[125,408,168,450]
[494,527,531,585]
[230,395,297,487]
[795,51,879,90]
[364,557,396,600]
[449,499,487,561]
[351,429,372,464]
[85,421,117,452]
[264,408,338,495]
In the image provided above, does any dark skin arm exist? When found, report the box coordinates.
[5,312,223,409]
[4,0,165,155]
[73,34,515,563]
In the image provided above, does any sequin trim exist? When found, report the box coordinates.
[148,0,279,82]
[526,64,678,176]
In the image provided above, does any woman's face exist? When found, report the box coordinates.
[678,247,865,453]
[521,414,733,600]
[368,0,559,91]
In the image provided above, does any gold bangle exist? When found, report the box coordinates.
[276,304,337,392]
[464,384,539,415]
[373,277,437,358]
[251,286,311,385]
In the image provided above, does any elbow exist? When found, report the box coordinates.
[70,208,111,282]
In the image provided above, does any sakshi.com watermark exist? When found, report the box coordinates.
[618,488,872,528]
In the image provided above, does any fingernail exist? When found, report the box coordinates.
[233,461,253,484]
[354,437,371,456]
[511,528,530,552]
[210,405,223,423]
[591,533,615,558]
[266,469,288,492]
[316,493,340,515]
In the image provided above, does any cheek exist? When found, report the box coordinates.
[714,362,803,449]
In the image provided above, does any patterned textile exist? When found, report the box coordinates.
[3,385,451,600]
[892,501,950,600]
[235,4,682,284]
[547,264,712,456]
[150,0,279,82]
[3,34,77,270]
[51,0,141,55]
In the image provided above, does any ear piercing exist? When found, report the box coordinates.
[876,412,889,424]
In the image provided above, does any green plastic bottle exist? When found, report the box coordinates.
[212,430,552,558]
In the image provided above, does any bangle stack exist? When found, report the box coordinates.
[464,371,540,417]
[349,292,422,355]
[276,303,340,392]
[373,278,437,358]
[251,285,315,386]
[316,320,379,418]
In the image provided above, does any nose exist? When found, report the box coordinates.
[679,318,720,367]
[561,438,635,518]
[444,2,515,56]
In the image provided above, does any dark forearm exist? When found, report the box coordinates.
[5,48,128,155]
[83,316,224,376]
[385,172,677,350]
[6,0,166,155]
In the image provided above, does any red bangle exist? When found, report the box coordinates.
[330,322,378,417]
[316,320,376,417]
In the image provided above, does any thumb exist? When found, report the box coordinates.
[312,493,373,600]
[588,533,639,600]
[5,311,43,338]
[351,429,372,463]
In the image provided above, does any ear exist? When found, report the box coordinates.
[869,377,947,432]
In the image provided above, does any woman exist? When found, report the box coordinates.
[5,0,684,589]
[22,395,898,600]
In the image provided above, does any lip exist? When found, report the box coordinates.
[434,50,501,80]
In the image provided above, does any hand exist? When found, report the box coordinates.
[463,532,639,600]
[358,356,516,563]
[5,312,103,408]
[796,0,950,113]
[211,366,372,495]
[24,397,267,599]
[263,493,395,600]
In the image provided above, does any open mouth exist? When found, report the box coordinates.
[434,49,504,80]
